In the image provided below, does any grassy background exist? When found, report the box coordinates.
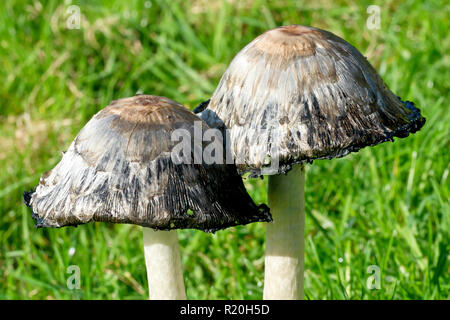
[0,0,448,299]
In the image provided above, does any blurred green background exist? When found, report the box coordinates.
[0,0,448,299]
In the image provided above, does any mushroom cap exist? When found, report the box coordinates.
[198,25,425,176]
[24,95,271,232]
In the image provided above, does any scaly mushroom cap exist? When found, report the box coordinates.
[24,95,271,232]
[197,25,425,176]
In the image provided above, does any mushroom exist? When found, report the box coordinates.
[24,95,271,299]
[196,25,426,299]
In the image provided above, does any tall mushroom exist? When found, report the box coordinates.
[24,95,271,299]
[196,25,426,299]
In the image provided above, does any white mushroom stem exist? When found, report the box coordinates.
[264,164,305,300]
[143,228,186,300]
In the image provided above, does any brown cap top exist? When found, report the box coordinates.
[198,25,425,176]
[24,95,271,232]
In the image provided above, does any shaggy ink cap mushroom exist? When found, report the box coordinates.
[195,24,426,300]
[196,25,426,176]
[24,95,271,233]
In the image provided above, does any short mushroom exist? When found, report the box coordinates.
[24,95,271,299]
[196,25,426,299]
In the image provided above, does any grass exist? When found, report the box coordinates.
[0,0,448,300]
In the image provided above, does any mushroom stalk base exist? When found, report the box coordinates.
[264,165,305,300]
[143,228,186,300]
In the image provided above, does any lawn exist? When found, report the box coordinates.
[0,0,448,299]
